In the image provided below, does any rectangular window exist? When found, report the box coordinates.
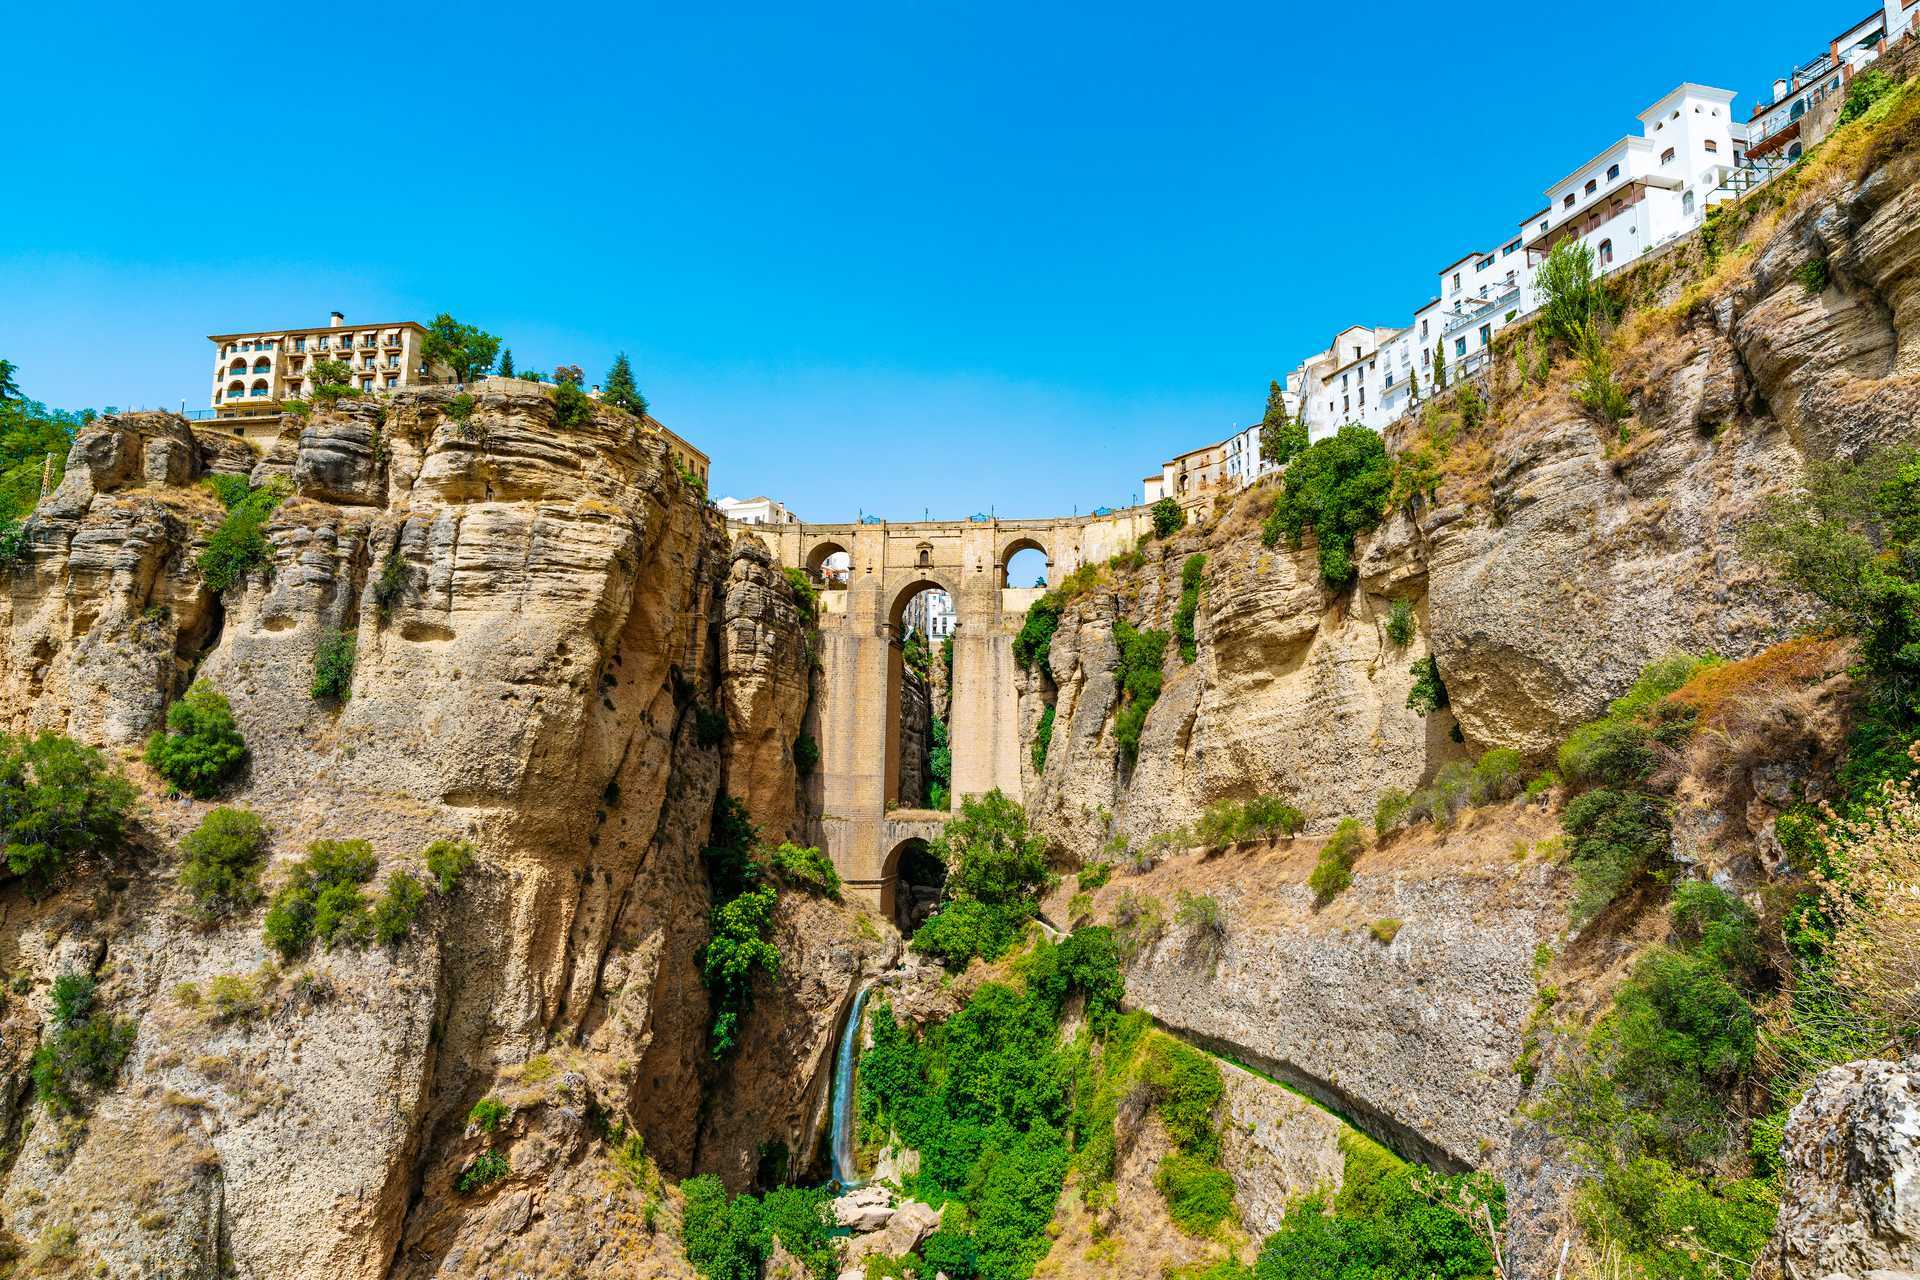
[1342,396,1350,413]
[1420,319,1428,338]
[385,375,399,389]
[1455,336,1467,356]
[1358,387,1365,406]
[1479,324,1492,347]
[1704,139,1718,153]
[360,378,374,391]
[1422,348,1430,365]
[1451,272,1461,289]
[1563,193,1576,208]
[293,338,305,352]
[1661,147,1676,163]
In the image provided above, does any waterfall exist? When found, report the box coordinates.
[828,982,873,1188]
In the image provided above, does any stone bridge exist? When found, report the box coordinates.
[743,509,1155,914]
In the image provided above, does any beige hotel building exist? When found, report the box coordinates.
[208,312,435,415]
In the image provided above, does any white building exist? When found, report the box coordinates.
[1749,6,1898,166]
[902,588,955,640]
[717,495,799,525]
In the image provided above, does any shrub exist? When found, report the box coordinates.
[468,1097,509,1133]
[1795,256,1829,295]
[204,473,251,509]
[1406,655,1448,716]
[792,732,820,776]
[455,1149,509,1194]
[1375,787,1411,835]
[1309,819,1365,901]
[911,897,1027,969]
[1384,597,1415,647]
[701,884,779,1058]
[372,548,409,621]
[197,479,289,593]
[766,841,839,898]
[1111,889,1166,957]
[179,806,269,917]
[1078,861,1112,891]
[445,392,476,423]
[1536,238,1611,349]
[1369,918,1403,944]
[1151,497,1185,538]
[1112,621,1169,765]
[1260,425,1392,588]
[1469,747,1526,804]
[1174,890,1227,971]
[263,838,379,960]
[1174,554,1205,663]
[1572,323,1631,426]
[371,870,426,946]
[695,704,727,749]
[145,680,247,798]
[1839,67,1894,125]
[207,970,266,1022]
[937,788,1052,906]
[1563,788,1670,922]
[32,1000,136,1116]
[1031,703,1055,773]
[310,627,356,703]
[551,379,594,427]
[1155,1153,1236,1234]
[423,838,474,893]
[0,732,135,886]
[1013,593,1063,672]
[50,972,95,1026]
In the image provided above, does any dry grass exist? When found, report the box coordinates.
[1669,636,1851,725]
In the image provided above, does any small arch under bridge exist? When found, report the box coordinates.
[744,510,1156,915]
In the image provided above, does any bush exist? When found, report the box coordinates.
[204,474,251,509]
[371,870,426,946]
[423,838,474,893]
[0,732,135,886]
[765,841,839,898]
[1078,861,1112,891]
[701,884,779,1058]
[1031,703,1055,774]
[32,1000,136,1116]
[1406,655,1448,716]
[913,899,1028,970]
[1839,67,1894,125]
[792,732,820,776]
[1260,426,1392,588]
[179,806,269,917]
[145,680,247,798]
[679,1174,836,1280]
[310,627,356,703]
[1112,621,1169,765]
[1469,747,1526,804]
[1369,918,1402,944]
[468,1097,509,1133]
[1384,597,1415,647]
[1013,594,1063,672]
[936,788,1051,906]
[1563,789,1670,922]
[445,392,476,423]
[1536,238,1610,349]
[1174,554,1205,663]
[455,1149,509,1194]
[198,479,289,593]
[551,378,594,427]
[1155,1153,1236,1234]
[1572,323,1631,426]
[263,838,379,960]
[1151,497,1185,538]
[694,704,726,749]
[50,972,96,1026]
[1309,818,1365,901]
[1795,256,1829,295]
[372,548,409,621]
[1374,787,1411,836]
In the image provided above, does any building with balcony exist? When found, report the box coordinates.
[208,313,439,417]
[902,588,956,640]
[1748,7,1895,165]
[718,495,800,525]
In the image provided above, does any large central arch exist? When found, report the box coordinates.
[743,508,1157,909]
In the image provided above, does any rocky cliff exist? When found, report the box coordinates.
[0,384,848,1277]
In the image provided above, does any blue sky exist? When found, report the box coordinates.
[1,1,1838,520]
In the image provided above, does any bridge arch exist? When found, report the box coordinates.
[882,835,946,930]
[999,535,1050,588]
[806,539,851,587]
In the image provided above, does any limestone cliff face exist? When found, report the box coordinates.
[0,385,833,1277]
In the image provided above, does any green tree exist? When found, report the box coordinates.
[1839,68,1894,125]
[602,352,649,416]
[0,359,18,400]
[1260,425,1393,588]
[1433,342,1448,390]
[423,314,501,383]
[1536,238,1610,349]
[1151,496,1185,538]
[936,788,1050,906]
[497,348,515,378]
[179,806,269,917]
[0,733,135,887]
[145,680,248,798]
[1258,380,1309,468]
[309,358,355,403]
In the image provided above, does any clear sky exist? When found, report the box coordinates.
[1,1,1841,520]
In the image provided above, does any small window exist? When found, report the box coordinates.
[1454,336,1467,356]
[1420,319,1429,338]
[1584,178,1597,194]
[1606,163,1620,180]
[1598,238,1614,266]
[1452,271,1462,289]
[1661,147,1676,164]
[1342,396,1350,413]
[1422,347,1430,366]
[1562,193,1576,208]
[1683,190,1696,216]
[1479,323,1491,347]
[1358,386,1365,406]
[1705,139,1718,153]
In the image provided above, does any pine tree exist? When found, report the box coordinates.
[1261,379,1287,427]
[603,353,648,417]
[498,348,514,379]
[1408,365,1421,402]
[1434,342,1449,390]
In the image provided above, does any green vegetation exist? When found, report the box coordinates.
[373,547,410,621]
[1012,593,1062,672]
[1839,67,1894,125]
[1308,818,1365,902]
[1406,655,1448,716]
[1175,553,1206,663]
[903,626,931,679]
[1077,861,1111,891]
[1253,1131,1503,1280]
[698,798,782,1059]
[912,789,1053,969]
[928,716,952,810]
[1469,747,1525,804]
[1261,426,1392,588]
[424,838,475,893]
[311,627,356,703]
[1384,597,1415,647]
[859,930,1125,1280]
[551,377,594,427]
[370,870,426,946]
[310,358,358,405]
[793,732,820,776]
[1194,795,1304,846]
[1151,497,1185,539]
[468,1097,510,1133]
[1374,747,1530,839]
[1573,322,1632,428]
[445,391,476,424]
[455,1149,509,1194]
[1258,379,1309,468]
[262,839,379,959]
[0,731,135,887]
[423,313,501,383]
[681,1175,836,1280]
[695,704,727,749]
[1535,238,1614,352]
[197,477,290,593]
[1111,620,1169,765]
[32,969,136,1116]
[602,351,649,417]
[766,841,839,898]
[179,806,269,917]
[782,566,819,624]
[498,349,515,378]
[145,680,247,798]
[1795,256,1829,295]
[1031,703,1055,774]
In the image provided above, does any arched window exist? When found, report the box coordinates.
[1598,239,1614,266]
[1787,141,1804,161]
[1790,99,1807,121]
[252,359,270,374]
[249,379,270,397]
[226,380,245,398]
[1683,190,1696,216]
[916,542,932,569]
[229,359,246,374]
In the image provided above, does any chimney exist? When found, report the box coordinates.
[1773,78,1789,101]
[329,311,345,328]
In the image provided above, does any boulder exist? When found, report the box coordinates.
[843,1198,940,1265]
[832,1183,895,1231]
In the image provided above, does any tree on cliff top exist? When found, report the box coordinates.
[602,353,649,417]
[497,348,515,378]
[1259,379,1308,468]
[423,314,500,384]
[0,359,18,401]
